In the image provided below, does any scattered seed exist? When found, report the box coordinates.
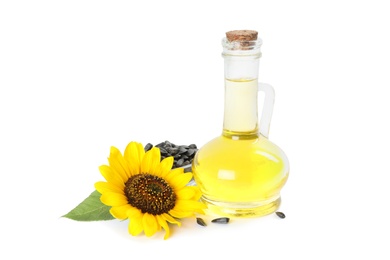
[275,211,286,219]
[196,217,207,226]
[211,217,230,224]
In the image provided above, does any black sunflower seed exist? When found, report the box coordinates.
[187,149,196,156]
[156,142,165,148]
[144,143,153,152]
[184,167,192,173]
[211,217,230,224]
[183,160,190,166]
[275,211,286,219]
[159,147,168,155]
[167,147,179,154]
[176,158,184,167]
[179,147,188,154]
[196,217,207,226]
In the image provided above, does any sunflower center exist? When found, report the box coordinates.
[125,173,176,215]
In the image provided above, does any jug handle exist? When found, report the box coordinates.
[258,83,275,138]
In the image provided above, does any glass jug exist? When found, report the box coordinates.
[192,30,289,218]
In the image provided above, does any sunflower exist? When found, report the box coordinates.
[94,141,206,239]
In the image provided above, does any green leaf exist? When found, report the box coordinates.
[62,190,115,221]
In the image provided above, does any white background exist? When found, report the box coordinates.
[1,0,389,259]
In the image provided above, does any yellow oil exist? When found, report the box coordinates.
[192,135,289,217]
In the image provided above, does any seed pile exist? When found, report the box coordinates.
[144,141,198,171]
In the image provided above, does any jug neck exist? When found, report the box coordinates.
[221,37,262,139]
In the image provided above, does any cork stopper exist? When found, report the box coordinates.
[224,30,259,50]
[226,30,258,42]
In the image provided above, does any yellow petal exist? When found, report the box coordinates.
[100,192,128,207]
[127,206,142,218]
[142,213,159,237]
[169,172,193,190]
[174,200,206,215]
[175,186,196,200]
[141,147,160,174]
[168,209,193,218]
[124,142,144,175]
[162,213,181,226]
[192,186,203,200]
[128,215,144,236]
[110,204,133,220]
[135,142,146,167]
[156,215,170,240]
[155,156,174,178]
[179,186,202,200]
[94,181,123,194]
[164,167,184,183]
[108,146,130,180]
[98,165,125,188]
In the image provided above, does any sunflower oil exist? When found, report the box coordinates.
[192,30,289,218]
